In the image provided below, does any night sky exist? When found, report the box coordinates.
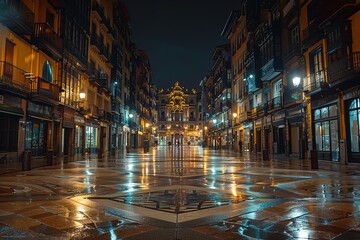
[121,0,241,91]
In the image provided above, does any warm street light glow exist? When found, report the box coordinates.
[145,123,150,128]
[292,77,301,87]
[233,113,237,118]
[79,89,86,100]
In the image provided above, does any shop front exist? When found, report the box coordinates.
[26,102,52,158]
[254,118,262,153]
[61,106,75,156]
[74,114,85,156]
[312,95,339,162]
[0,93,23,165]
[85,119,99,155]
[344,86,360,163]
[243,122,253,152]
[272,110,286,154]
[287,106,305,158]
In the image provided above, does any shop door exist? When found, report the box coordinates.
[278,127,285,154]
[62,128,70,156]
[256,129,261,153]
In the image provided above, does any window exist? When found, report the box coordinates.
[314,104,339,161]
[42,61,53,82]
[310,47,324,84]
[272,79,282,98]
[237,33,241,49]
[307,1,316,24]
[290,25,299,46]
[349,98,360,152]
[4,39,15,79]
[46,10,55,28]
[254,92,262,107]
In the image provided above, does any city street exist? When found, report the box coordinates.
[0,146,360,239]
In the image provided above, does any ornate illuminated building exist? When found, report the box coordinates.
[157,82,202,146]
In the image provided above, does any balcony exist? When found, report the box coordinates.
[222,100,231,112]
[260,59,282,81]
[266,96,282,112]
[92,0,105,20]
[0,0,34,36]
[99,109,112,122]
[30,77,60,104]
[89,104,99,118]
[0,61,30,95]
[303,70,328,94]
[258,23,282,81]
[99,44,111,62]
[128,120,137,129]
[327,51,360,85]
[254,103,267,117]
[302,24,324,51]
[90,32,101,53]
[111,98,121,114]
[33,23,63,60]
[112,45,123,70]
[238,110,252,122]
[244,51,254,68]
[89,71,109,91]
[64,42,88,67]
[283,44,301,63]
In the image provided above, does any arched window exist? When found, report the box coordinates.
[42,60,53,82]
[349,98,360,152]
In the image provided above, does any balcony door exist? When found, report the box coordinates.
[4,39,15,80]
[310,47,324,87]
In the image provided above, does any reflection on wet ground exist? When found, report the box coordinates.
[0,146,360,239]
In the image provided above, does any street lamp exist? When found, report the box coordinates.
[212,119,217,149]
[292,76,307,161]
[292,77,301,88]
[79,88,86,100]
[232,113,237,150]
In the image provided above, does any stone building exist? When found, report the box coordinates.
[157,82,202,146]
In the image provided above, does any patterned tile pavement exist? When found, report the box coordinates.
[0,146,359,239]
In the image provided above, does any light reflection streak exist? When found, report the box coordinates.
[152,155,156,175]
[210,178,216,189]
[298,229,310,239]
[231,182,237,197]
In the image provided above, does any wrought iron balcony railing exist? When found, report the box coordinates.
[266,96,282,111]
[328,51,360,84]
[303,70,327,93]
[33,23,63,56]
[0,61,30,93]
[30,77,60,101]
[0,0,34,35]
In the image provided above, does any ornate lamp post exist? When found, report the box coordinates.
[292,76,308,161]
[232,112,237,150]
[212,119,217,149]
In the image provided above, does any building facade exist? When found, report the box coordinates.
[0,0,157,171]
[157,82,201,146]
[202,45,232,150]
[214,0,360,164]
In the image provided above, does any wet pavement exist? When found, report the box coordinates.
[0,146,360,239]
